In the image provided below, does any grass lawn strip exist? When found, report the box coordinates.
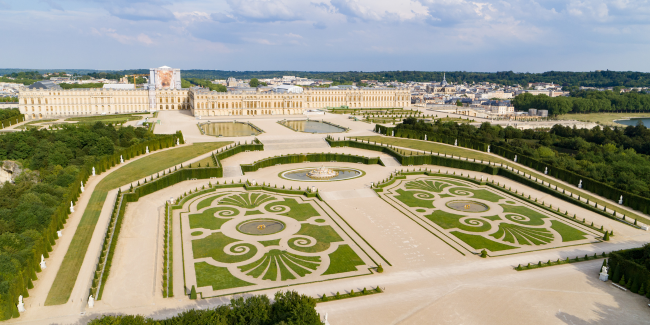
[195,262,254,291]
[323,244,366,275]
[451,231,517,252]
[550,220,588,242]
[259,239,281,247]
[219,193,276,209]
[490,223,553,245]
[355,135,649,224]
[45,141,230,306]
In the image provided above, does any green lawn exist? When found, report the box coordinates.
[425,210,492,233]
[264,198,321,221]
[451,231,517,252]
[189,207,238,230]
[550,220,588,242]
[15,119,57,129]
[323,244,366,275]
[357,135,649,225]
[288,224,343,253]
[556,112,650,126]
[394,189,436,208]
[500,204,548,226]
[448,187,504,202]
[45,141,230,305]
[195,262,254,291]
[193,232,257,263]
[65,114,144,124]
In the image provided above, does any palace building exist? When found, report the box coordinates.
[18,66,410,120]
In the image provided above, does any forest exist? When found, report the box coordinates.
[88,291,322,325]
[0,97,17,103]
[512,90,650,116]
[396,117,650,197]
[0,123,157,317]
[0,108,21,121]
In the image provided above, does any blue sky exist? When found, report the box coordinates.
[2,0,649,72]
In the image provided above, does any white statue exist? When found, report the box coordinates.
[17,295,25,313]
[57,230,62,238]
[146,146,149,154]
[88,295,95,308]
[599,265,609,281]
[80,181,85,193]
[424,134,427,141]
[544,167,548,175]
[578,180,582,189]
[480,176,484,182]
[323,312,330,325]
[619,195,623,205]
[514,155,517,162]
[176,138,180,146]
[92,167,96,176]
[120,155,124,164]
[70,201,74,213]
[487,145,490,153]
[391,130,394,137]
[40,254,46,269]
[454,139,458,146]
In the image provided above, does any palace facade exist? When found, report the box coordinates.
[18,67,411,120]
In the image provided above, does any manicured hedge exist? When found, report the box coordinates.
[0,114,24,129]
[608,246,650,295]
[241,152,381,173]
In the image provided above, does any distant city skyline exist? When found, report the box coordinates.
[2,0,649,72]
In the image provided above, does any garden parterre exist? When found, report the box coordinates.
[381,175,603,256]
[177,188,375,298]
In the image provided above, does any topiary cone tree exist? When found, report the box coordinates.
[377,264,384,273]
[189,285,197,299]
[480,250,488,258]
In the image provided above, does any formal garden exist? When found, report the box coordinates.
[380,175,603,256]
[177,189,375,298]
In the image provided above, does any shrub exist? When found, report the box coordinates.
[377,264,384,273]
[189,285,197,299]
[620,275,627,287]
[480,250,488,258]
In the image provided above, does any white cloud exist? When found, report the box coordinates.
[92,27,155,45]
[103,1,175,21]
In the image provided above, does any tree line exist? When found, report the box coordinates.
[397,117,650,198]
[5,69,650,87]
[512,90,650,116]
[0,108,21,121]
[88,291,323,325]
[0,123,158,318]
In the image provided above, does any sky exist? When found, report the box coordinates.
[1,0,649,72]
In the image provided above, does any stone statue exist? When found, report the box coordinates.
[619,195,624,205]
[487,145,490,153]
[70,201,74,213]
[514,155,517,162]
[424,134,427,141]
[81,181,85,193]
[17,295,25,313]
[454,139,458,146]
[120,155,124,164]
[544,167,548,175]
[57,230,62,238]
[88,295,95,308]
[146,146,150,154]
[323,313,330,325]
[40,254,46,269]
[578,180,582,189]
[92,167,96,176]
[176,139,180,146]
[391,130,394,137]
[599,265,609,281]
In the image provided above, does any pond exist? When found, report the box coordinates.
[238,219,285,235]
[615,118,650,127]
[280,167,364,182]
[446,200,490,213]
[201,122,262,137]
[281,120,346,133]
